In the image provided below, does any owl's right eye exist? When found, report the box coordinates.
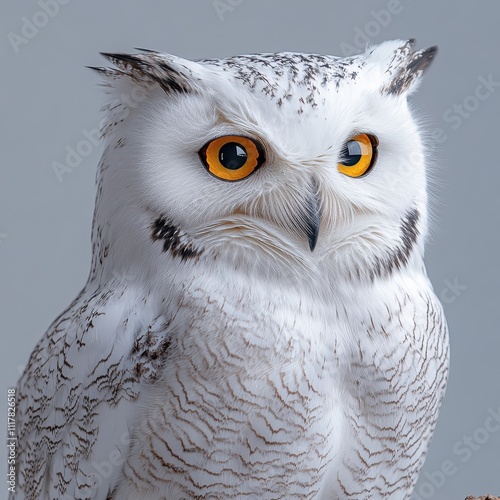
[198,135,265,181]
[338,133,378,178]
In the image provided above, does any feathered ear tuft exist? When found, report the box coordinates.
[89,51,200,94]
[87,51,205,138]
[133,47,161,54]
[85,65,128,78]
[371,39,438,96]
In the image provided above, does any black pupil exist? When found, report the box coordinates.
[341,140,362,166]
[219,142,248,170]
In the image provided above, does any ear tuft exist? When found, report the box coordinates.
[133,47,161,54]
[95,52,198,94]
[85,65,127,78]
[88,51,204,138]
[378,40,438,96]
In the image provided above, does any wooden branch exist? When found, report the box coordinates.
[465,496,500,500]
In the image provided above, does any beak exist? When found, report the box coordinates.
[304,188,321,252]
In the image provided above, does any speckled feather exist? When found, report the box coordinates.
[13,40,448,499]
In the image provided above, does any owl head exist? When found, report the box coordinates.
[90,39,437,285]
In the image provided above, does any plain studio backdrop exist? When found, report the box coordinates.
[1,1,499,499]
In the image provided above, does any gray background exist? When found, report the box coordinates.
[1,1,499,498]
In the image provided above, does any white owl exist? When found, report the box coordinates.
[13,39,449,499]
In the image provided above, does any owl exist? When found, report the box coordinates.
[13,39,449,499]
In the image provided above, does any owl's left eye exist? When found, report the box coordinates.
[198,135,265,181]
[338,133,378,178]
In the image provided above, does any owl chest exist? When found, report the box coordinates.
[166,277,428,415]
[129,277,440,497]
[169,278,341,406]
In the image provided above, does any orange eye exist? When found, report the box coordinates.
[337,133,378,178]
[198,136,265,181]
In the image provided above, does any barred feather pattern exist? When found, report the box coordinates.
[14,266,448,499]
[110,272,448,499]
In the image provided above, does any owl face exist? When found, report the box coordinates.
[94,40,436,282]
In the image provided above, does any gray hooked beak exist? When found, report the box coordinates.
[304,189,321,252]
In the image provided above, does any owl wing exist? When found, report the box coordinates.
[14,284,171,500]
